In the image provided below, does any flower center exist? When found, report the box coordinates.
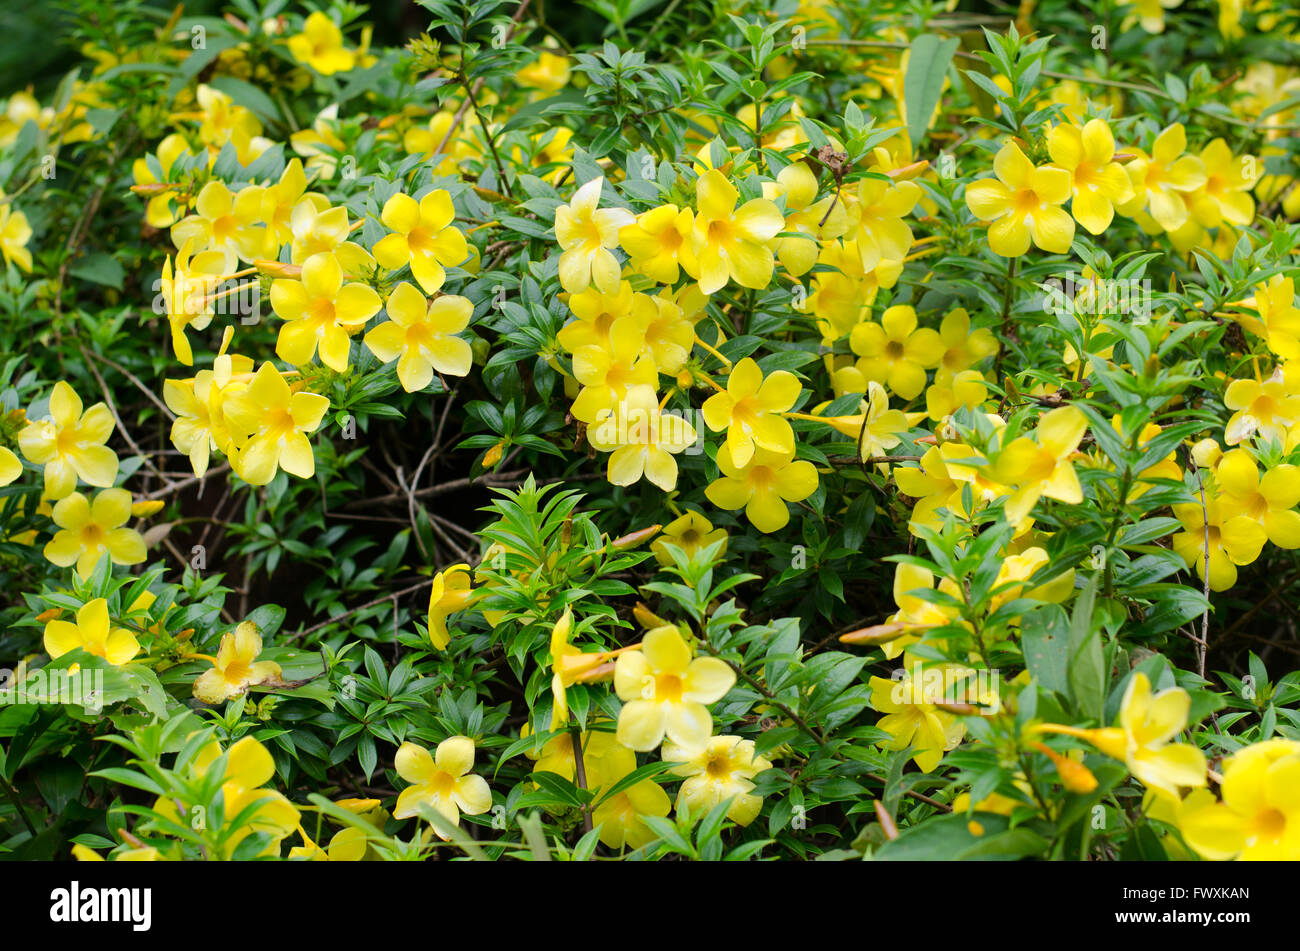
[1251,807,1287,844]
[749,465,776,490]
[707,219,733,246]
[429,771,457,798]
[654,672,684,702]
[407,227,434,254]
[308,297,336,326]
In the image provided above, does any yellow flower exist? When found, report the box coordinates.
[990,405,1089,526]
[805,240,901,344]
[161,737,300,858]
[290,105,349,180]
[591,770,672,850]
[569,317,657,423]
[192,621,283,704]
[72,844,160,862]
[287,11,356,75]
[1233,275,1300,360]
[1036,672,1207,797]
[705,443,819,533]
[641,292,695,375]
[991,545,1075,610]
[965,141,1075,256]
[651,510,728,566]
[934,307,998,378]
[271,252,382,372]
[1189,138,1257,229]
[181,84,263,155]
[16,381,118,499]
[404,109,481,175]
[554,177,633,295]
[557,281,635,352]
[163,371,220,477]
[287,198,373,274]
[613,625,735,751]
[221,362,331,485]
[662,734,772,825]
[1172,496,1267,591]
[548,608,634,725]
[701,357,800,468]
[427,563,475,650]
[392,736,492,838]
[847,304,944,401]
[171,180,268,269]
[132,134,203,229]
[926,369,988,421]
[686,169,784,294]
[1214,448,1300,548]
[883,562,962,659]
[1127,0,1184,33]
[531,725,634,785]
[792,380,909,462]
[515,51,571,94]
[867,662,970,772]
[572,730,671,844]
[290,824,368,862]
[373,191,468,294]
[618,203,696,284]
[1224,366,1300,446]
[761,161,848,276]
[44,489,146,578]
[0,191,34,272]
[845,174,920,271]
[258,158,316,255]
[0,446,21,486]
[364,281,474,392]
[1177,738,1300,860]
[156,238,229,365]
[1045,119,1133,234]
[589,386,697,491]
[894,445,966,533]
[1116,123,1207,233]
[43,597,140,666]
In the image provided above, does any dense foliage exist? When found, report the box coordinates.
[2,0,1300,862]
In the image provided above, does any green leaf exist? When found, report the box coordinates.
[1021,603,1070,696]
[903,35,960,147]
[1067,574,1107,722]
[68,253,124,290]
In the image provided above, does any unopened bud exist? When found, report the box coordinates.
[839,622,909,645]
[1191,438,1222,470]
[255,259,303,279]
[634,602,671,630]
[1032,741,1099,793]
[610,525,661,550]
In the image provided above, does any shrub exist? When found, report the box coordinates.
[1,0,1299,862]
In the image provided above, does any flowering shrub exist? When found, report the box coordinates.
[1,0,1299,863]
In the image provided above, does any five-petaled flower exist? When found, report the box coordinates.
[393,736,492,838]
[613,625,735,751]
[193,621,284,704]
